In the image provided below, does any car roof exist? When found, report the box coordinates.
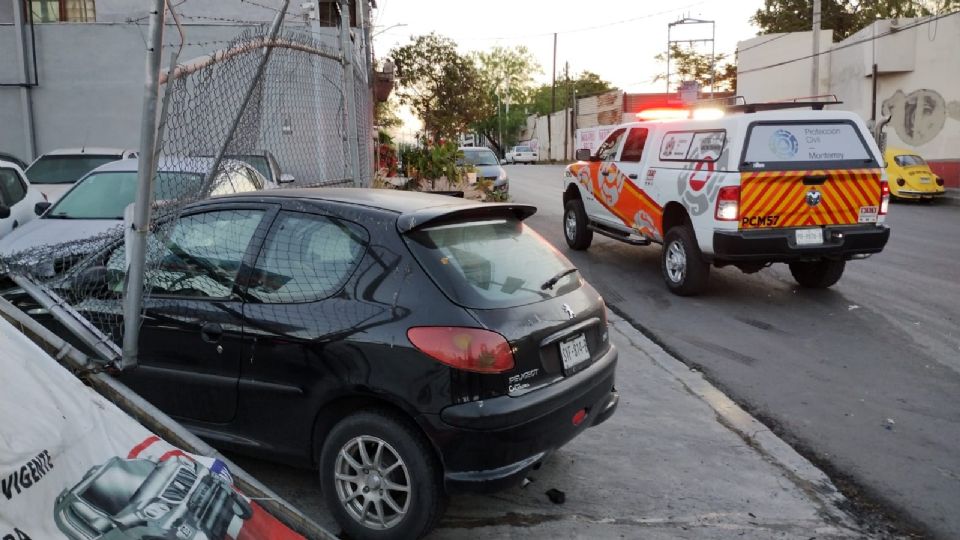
[85,156,249,175]
[40,147,133,157]
[0,159,25,173]
[204,187,537,231]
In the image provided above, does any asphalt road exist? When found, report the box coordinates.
[505,164,960,539]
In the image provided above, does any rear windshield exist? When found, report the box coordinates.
[26,155,119,184]
[894,154,926,167]
[47,171,202,219]
[515,146,532,153]
[405,219,580,309]
[740,121,877,171]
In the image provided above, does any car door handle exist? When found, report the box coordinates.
[803,174,829,185]
[628,173,638,179]
[200,322,223,344]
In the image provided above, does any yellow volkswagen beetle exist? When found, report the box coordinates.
[884,147,946,200]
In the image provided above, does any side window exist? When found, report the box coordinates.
[129,209,265,298]
[596,128,626,162]
[620,128,649,162]
[248,211,367,303]
[0,169,28,206]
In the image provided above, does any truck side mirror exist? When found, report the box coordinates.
[575,149,592,162]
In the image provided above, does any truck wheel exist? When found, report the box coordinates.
[661,226,710,296]
[563,199,593,250]
[319,410,444,540]
[789,259,845,288]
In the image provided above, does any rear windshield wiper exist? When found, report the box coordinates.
[541,267,578,291]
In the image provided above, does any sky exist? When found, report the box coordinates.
[371,0,765,135]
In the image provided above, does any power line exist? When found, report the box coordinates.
[449,2,709,42]
[738,10,959,75]
[735,32,789,53]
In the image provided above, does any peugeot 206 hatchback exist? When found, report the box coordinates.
[28,188,618,540]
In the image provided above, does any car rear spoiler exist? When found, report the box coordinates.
[397,202,537,234]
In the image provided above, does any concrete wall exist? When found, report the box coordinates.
[737,18,960,188]
[519,109,574,162]
[737,30,833,103]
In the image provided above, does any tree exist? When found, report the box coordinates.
[470,46,541,156]
[654,44,737,92]
[390,33,488,141]
[528,71,614,116]
[375,96,402,130]
[751,0,957,40]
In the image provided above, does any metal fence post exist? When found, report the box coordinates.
[120,0,166,370]
[340,0,361,185]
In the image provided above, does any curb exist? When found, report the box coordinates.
[607,313,859,529]
[942,189,960,207]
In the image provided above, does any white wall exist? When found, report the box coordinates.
[737,30,834,103]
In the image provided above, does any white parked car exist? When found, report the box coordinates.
[24,147,138,202]
[0,157,266,275]
[506,145,538,164]
[0,159,46,240]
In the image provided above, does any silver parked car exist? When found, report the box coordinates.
[24,147,138,202]
[0,156,266,275]
[458,146,509,194]
[0,158,46,240]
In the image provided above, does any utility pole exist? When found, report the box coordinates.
[548,32,556,162]
[563,61,569,161]
[340,0,361,184]
[811,0,821,96]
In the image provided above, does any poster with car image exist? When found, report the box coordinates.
[0,316,302,540]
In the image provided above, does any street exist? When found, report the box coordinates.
[506,164,960,538]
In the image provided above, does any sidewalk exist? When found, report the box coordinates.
[236,313,875,539]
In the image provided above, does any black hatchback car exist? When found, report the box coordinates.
[26,189,619,539]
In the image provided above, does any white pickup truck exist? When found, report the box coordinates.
[562,103,890,295]
[506,145,538,164]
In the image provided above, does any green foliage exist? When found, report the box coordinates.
[654,44,737,92]
[528,71,613,116]
[375,97,402,130]
[470,46,541,157]
[401,140,465,191]
[751,0,957,40]
[390,33,488,142]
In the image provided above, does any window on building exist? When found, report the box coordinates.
[27,0,95,22]
[314,0,357,27]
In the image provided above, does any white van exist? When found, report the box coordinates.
[562,102,890,295]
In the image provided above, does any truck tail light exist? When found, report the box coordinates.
[879,180,890,215]
[407,327,515,374]
[715,186,740,221]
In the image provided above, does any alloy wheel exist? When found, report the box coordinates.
[665,240,687,283]
[334,435,411,530]
[565,209,578,240]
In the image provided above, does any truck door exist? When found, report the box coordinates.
[584,128,627,225]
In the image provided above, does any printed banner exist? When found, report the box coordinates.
[0,317,304,540]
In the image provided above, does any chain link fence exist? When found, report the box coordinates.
[0,17,375,361]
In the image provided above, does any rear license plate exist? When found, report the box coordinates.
[559,334,590,372]
[795,228,823,246]
[920,177,931,184]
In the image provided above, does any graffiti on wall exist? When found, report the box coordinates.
[881,89,960,146]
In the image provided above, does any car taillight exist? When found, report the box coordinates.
[407,327,515,374]
[896,178,905,186]
[715,186,740,221]
[936,176,945,186]
[879,181,890,215]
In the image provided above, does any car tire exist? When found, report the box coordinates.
[789,259,845,288]
[661,225,710,296]
[319,410,445,540]
[563,199,593,250]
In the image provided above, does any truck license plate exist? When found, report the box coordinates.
[559,334,590,372]
[795,228,823,246]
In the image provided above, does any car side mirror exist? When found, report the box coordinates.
[279,173,295,184]
[575,149,593,162]
[0,205,9,219]
[35,201,51,216]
